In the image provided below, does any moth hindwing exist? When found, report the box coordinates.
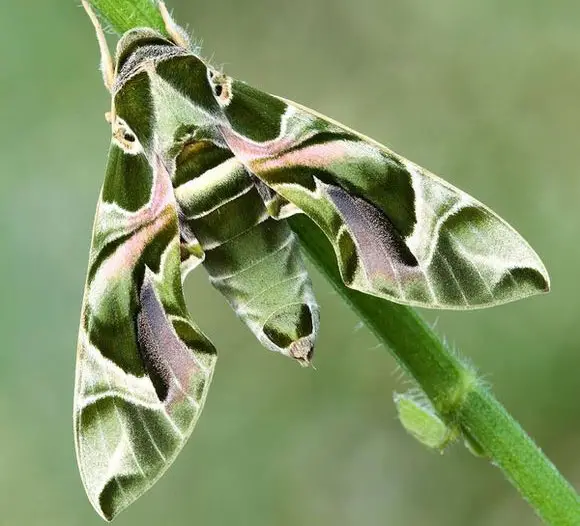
[78,0,549,520]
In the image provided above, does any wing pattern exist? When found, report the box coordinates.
[219,95,549,308]
[75,147,216,520]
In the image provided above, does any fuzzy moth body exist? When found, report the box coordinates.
[76,1,549,520]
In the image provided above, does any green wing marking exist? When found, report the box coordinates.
[219,86,549,309]
[75,145,217,520]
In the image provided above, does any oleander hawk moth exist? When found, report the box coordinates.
[76,1,549,520]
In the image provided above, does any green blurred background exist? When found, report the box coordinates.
[1,0,579,524]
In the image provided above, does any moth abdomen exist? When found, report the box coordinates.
[204,217,319,364]
[173,142,320,363]
[262,302,316,365]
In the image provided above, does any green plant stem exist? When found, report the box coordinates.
[290,215,579,525]
[89,0,165,33]
[85,2,580,523]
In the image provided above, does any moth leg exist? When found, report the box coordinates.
[81,0,114,93]
[252,176,301,220]
[180,237,205,283]
[159,1,192,50]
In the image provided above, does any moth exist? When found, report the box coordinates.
[76,1,549,520]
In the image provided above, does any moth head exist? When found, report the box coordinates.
[115,28,175,74]
[83,1,229,160]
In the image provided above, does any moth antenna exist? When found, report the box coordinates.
[81,0,114,93]
[159,1,192,50]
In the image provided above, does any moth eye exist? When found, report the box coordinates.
[207,68,232,107]
[111,116,143,155]
[212,77,232,106]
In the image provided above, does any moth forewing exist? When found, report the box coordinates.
[75,64,218,520]
[216,88,549,309]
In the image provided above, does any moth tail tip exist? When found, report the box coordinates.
[288,337,315,367]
